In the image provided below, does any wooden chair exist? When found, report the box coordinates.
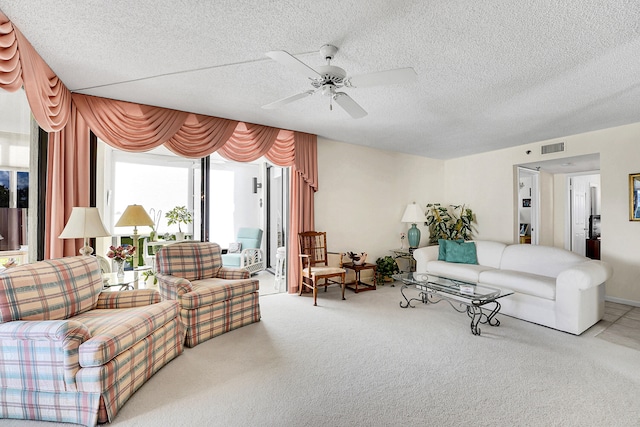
[298,231,346,306]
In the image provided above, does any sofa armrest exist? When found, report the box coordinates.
[96,289,161,309]
[556,260,613,291]
[217,266,250,280]
[0,320,90,388]
[413,246,440,272]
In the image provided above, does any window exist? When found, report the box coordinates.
[107,146,199,237]
[0,89,31,254]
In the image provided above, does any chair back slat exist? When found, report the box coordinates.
[298,231,328,267]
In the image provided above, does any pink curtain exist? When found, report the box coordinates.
[45,104,90,258]
[0,12,319,291]
[0,12,70,132]
[287,132,318,294]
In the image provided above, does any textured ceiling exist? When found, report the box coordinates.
[1,1,640,159]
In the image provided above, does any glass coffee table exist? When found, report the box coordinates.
[394,272,513,336]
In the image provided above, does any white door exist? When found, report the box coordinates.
[570,176,589,256]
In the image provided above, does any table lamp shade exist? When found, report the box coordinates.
[59,207,110,256]
[115,204,153,269]
[115,205,154,228]
[401,203,424,248]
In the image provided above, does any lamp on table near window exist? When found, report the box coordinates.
[401,202,424,249]
[115,204,154,268]
[59,207,111,256]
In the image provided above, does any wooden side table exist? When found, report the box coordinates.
[343,262,377,293]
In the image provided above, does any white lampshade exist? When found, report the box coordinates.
[401,203,424,223]
[59,207,110,256]
[115,204,154,228]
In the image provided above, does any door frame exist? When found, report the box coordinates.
[516,167,540,245]
[564,170,601,252]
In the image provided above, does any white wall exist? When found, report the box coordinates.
[315,138,444,264]
[442,122,640,304]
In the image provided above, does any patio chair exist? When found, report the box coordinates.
[221,227,265,275]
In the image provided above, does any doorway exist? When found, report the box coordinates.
[569,173,601,257]
[517,167,539,245]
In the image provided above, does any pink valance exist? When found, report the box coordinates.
[0,11,70,132]
[0,11,318,294]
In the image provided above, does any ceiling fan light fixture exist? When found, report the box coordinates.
[321,84,336,97]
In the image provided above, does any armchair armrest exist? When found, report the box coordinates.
[299,254,312,274]
[0,320,90,388]
[155,273,193,301]
[218,267,250,280]
[96,289,161,309]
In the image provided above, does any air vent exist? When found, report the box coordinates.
[541,142,564,155]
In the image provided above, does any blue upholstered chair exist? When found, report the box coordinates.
[221,228,265,275]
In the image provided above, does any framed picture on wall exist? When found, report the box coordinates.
[522,198,531,208]
[629,173,640,221]
[519,223,530,236]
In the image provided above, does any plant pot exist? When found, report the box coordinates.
[175,232,185,241]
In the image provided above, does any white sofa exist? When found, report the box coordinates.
[413,241,613,335]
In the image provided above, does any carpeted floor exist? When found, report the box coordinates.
[1,284,639,426]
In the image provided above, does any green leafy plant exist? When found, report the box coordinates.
[375,256,400,283]
[425,203,476,244]
[142,270,157,285]
[165,206,193,232]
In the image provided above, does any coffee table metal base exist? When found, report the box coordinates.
[400,285,503,336]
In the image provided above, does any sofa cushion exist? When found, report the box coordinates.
[180,278,259,309]
[426,260,494,283]
[479,269,556,300]
[473,241,507,268]
[500,244,588,278]
[0,256,103,322]
[74,300,180,367]
[442,240,478,264]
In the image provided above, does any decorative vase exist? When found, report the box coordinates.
[115,259,125,280]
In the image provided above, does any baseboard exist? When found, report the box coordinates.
[605,295,640,308]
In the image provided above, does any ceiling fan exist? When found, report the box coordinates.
[262,44,417,119]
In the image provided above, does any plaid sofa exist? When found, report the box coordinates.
[155,242,261,347]
[0,256,185,426]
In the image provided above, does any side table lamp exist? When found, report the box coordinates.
[59,207,111,256]
[115,204,154,269]
[401,202,424,249]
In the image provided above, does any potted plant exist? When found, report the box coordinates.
[425,203,476,244]
[141,269,157,287]
[165,206,192,241]
[375,256,400,284]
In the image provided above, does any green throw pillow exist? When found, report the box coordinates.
[437,239,448,260]
[444,241,478,264]
[438,239,466,261]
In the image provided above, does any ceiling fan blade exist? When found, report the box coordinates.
[266,50,321,80]
[347,67,417,88]
[262,90,315,109]
[333,92,367,119]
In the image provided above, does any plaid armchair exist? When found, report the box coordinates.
[0,256,185,426]
[155,242,261,347]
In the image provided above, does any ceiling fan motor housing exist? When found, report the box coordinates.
[312,65,346,90]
